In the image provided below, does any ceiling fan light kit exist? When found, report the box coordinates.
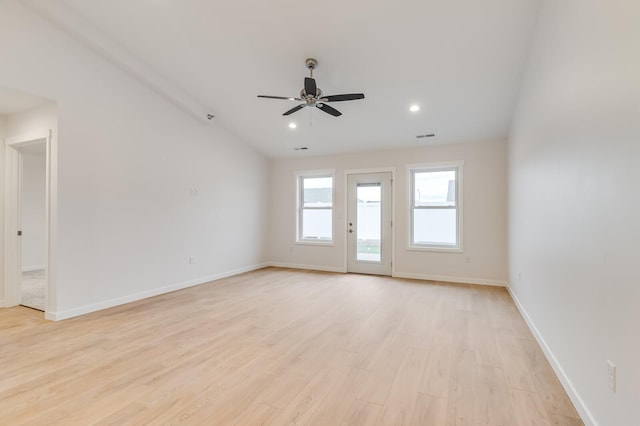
[258,58,365,117]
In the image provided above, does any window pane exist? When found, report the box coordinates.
[302,209,332,240]
[357,184,381,262]
[303,177,332,207]
[413,208,457,245]
[414,171,456,207]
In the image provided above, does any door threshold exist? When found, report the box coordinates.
[346,271,391,277]
[19,304,44,313]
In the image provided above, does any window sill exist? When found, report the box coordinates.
[407,245,462,253]
[295,241,335,247]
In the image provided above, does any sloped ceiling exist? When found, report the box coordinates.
[32,0,540,158]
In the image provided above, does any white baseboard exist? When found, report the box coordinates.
[45,263,269,321]
[22,265,46,272]
[0,299,5,308]
[393,271,507,287]
[266,263,505,286]
[506,284,597,426]
[268,262,347,274]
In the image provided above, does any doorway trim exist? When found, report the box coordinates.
[344,167,396,276]
[4,130,55,317]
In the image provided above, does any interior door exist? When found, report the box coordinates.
[347,172,392,275]
[18,143,48,312]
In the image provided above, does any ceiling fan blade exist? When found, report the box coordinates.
[258,95,302,101]
[317,103,342,117]
[283,104,306,116]
[304,77,317,96]
[320,93,365,102]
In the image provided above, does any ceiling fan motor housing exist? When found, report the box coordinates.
[301,87,322,100]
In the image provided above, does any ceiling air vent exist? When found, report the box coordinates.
[416,133,436,139]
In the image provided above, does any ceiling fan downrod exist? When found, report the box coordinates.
[305,58,318,78]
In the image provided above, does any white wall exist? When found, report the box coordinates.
[268,140,508,285]
[4,102,57,137]
[21,150,47,271]
[0,2,268,318]
[0,115,4,304]
[508,0,640,424]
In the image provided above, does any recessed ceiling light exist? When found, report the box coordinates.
[288,122,297,129]
[410,104,420,112]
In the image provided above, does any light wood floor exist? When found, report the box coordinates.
[0,267,583,425]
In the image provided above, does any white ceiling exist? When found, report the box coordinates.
[46,0,540,158]
[0,86,49,115]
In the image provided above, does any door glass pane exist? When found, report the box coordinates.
[413,208,457,245]
[356,184,381,262]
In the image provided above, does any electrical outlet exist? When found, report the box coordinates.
[607,360,616,392]
[189,256,196,265]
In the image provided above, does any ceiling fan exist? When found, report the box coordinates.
[257,58,365,117]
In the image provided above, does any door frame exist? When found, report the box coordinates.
[344,167,396,276]
[4,130,55,316]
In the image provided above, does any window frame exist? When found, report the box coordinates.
[407,161,464,252]
[295,170,335,245]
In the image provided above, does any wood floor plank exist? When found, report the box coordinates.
[356,331,414,405]
[410,393,448,425]
[267,364,347,424]
[305,367,371,425]
[419,329,455,398]
[495,327,538,393]
[471,313,502,368]
[446,348,480,425]
[232,402,281,426]
[342,399,383,426]
[509,387,553,425]
[376,347,428,425]
[476,365,517,425]
[519,338,582,421]
[0,267,583,425]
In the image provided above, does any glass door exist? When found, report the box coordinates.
[347,172,392,275]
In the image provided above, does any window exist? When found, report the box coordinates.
[409,162,463,251]
[297,173,334,243]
